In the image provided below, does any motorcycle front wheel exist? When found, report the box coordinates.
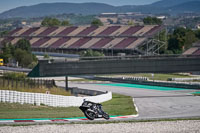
[84,111,95,120]
[103,113,110,120]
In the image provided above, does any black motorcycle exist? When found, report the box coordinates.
[79,100,110,120]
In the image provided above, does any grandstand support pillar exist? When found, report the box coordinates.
[65,76,68,91]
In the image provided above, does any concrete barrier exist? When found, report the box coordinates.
[0,90,112,107]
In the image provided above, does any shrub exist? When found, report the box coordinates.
[3,72,26,80]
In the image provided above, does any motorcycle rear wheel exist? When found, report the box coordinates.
[84,111,95,120]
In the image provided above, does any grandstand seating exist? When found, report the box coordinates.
[68,26,86,36]
[41,38,60,48]
[7,28,22,36]
[126,38,146,49]
[56,27,78,36]
[134,25,154,36]
[98,26,120,36]
[49,27,66,36]
[20,27,40,36]
[145,25,161,36]
[110,26,130,36]
[193,49,200,55]
[62,38,80,48]
[90,38,113,49]
[183,47,199,55]
[68,38,92,49]
[14,28,30,36]
[2,37,14,43]
[11,38,21,44]
[30,38,41,44]
[120,26,143,36]
[102,38,125,49]
[30,27,48,36]
[49,38,70,48]
[32,37,51,47]
[78,26,98,36]
[80,38,101,49]
[0,25,163,51]
[114,38,138,49]
[90,26,108,36]
[38,27,58,36]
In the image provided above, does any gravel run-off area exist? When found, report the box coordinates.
[0,120,200,133]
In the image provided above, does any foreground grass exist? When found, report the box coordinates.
[0,94,136,119]
[102,94,136,116]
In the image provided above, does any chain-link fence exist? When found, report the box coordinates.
[0,77,55,89]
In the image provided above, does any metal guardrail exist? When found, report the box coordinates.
[0,66,31,73]
[46,54,200,63]
[69,87,106,96]
[80,54,200,61]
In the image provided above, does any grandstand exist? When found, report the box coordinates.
[183,41,200,55]
[0,25,163,55]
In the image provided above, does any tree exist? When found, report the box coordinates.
[14,48,36,68]
[44,54,50,59]
[195,29,200,39]
[0,39,37,68]
[15,39,31,52]
[107,19,114,24]
[143,17,162,25]
[128,20,134,26]
[0,42,15,63]
[167,35,183,54]
[91,19,103,26]
[80,50,104,57]
[41,17,61,26]
[21,53,34,67]
[184,31,198,50]
[61,20,71,26]
[167,27,198,54]
[14,48,27,66]
[0,31,9,37]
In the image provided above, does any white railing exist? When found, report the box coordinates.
[0,90,112,107]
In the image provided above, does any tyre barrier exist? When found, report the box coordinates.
[0,90,112,107]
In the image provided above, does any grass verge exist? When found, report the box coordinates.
[0,93,136,119]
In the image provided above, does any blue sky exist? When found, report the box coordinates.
[0,0,160,13]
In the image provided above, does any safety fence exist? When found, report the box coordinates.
[0,90,112,107]
[168,77,200,82]
[93,77,200,89]
[0,78,55,89]
[99,76,149,81]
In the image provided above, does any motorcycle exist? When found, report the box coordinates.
[79,100,110,120]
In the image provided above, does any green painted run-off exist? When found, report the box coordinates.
[0,115,121,121]
[98,83,190,91]
[192,92,200,94]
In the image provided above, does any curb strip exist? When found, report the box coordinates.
[0,115,139,123]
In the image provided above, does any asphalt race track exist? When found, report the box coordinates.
[56,81,200,120]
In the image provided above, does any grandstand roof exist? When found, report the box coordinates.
[0,25,163,50]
